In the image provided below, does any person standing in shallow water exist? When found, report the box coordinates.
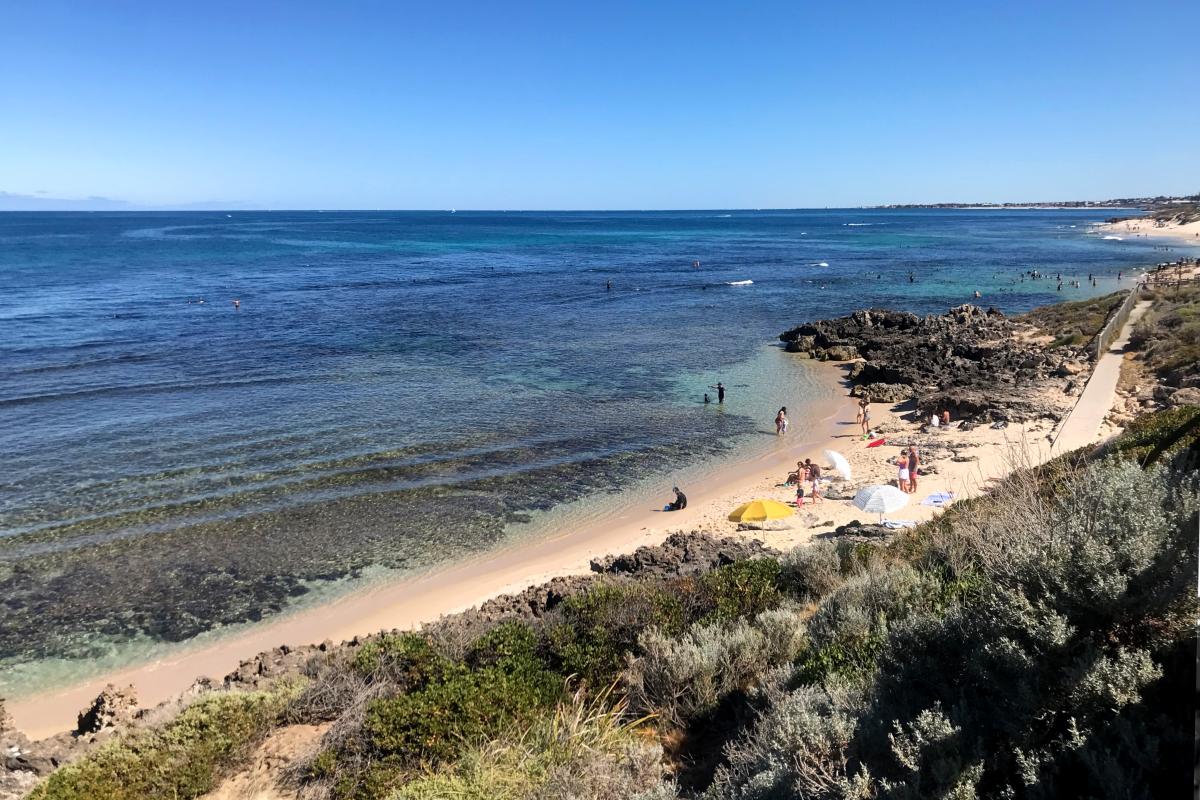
[775,407,788,435]
[710,382,726,403]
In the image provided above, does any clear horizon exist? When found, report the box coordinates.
[3,0,1198,210]
[0,199,1170,212]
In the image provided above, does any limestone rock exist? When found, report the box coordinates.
[76,684,138,735]
[780,304,1074,422]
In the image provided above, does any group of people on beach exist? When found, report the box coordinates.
[788,458,822,505]
[856,395,872,435]
[896,446,920,493]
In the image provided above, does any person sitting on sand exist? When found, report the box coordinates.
[941,409,951,426]
[666,486,687,511]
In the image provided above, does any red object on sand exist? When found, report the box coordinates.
[866,438,886,448]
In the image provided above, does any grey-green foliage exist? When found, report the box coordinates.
[708,459,1198,800]
[625,608,807,728]
[778,541,844,601]
[805,563,943,652]
[1013,457,1199,629]
[881,705,983,800]
[705,681,869,800]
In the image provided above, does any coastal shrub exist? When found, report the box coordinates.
[698,559,783,622]
[364,634,564,765]
[287,633,450,725]
[625,609,807,727]
[392,687,668,800]
[705,680,869,800]
[465,620,545,669]
[352,632,449,686]
[851,590,1174,798]
[29,683,300,800]
[546,581,686,685]
[1100,404,1200,468]
[1018,290,1125,342]
[1008,458,1199,640]
[840,460,1198,797]
[804,565,937,655]
[779,541,843,601]
[1126,280,1200,383]
[792,561,982,688]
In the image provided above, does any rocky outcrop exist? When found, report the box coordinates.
[781,304,1083,422]
[419,532,775,634]
[76,684,138,734]
[590,532,777,577]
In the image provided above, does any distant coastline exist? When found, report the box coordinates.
[875,192,1197,211]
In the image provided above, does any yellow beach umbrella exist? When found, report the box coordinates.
[728,498,794,529]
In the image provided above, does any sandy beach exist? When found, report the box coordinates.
[5,346,1087,740]
[1097,216,1200,244]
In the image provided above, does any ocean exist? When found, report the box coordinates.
[0,208,1165,694]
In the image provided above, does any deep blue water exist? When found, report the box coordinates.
[0,208,1161,690]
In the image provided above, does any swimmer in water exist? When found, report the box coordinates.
[232,299,241,310]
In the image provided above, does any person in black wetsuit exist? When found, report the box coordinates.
[667,487,687,511]
[709,382,726,403]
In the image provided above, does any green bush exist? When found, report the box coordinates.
[365,624,564,765]
[1018,291,1126,341]
[29,683,299,800]
[699,559,783,622]
[394,688,668,800]
[352,632,450,687]
[547,582,686,685]
[1101,404,1200,468]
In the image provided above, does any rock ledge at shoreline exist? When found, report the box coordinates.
[780,304,1088,422]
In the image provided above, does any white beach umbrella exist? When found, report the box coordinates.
[822,449,852,482]
[852,484,909,522]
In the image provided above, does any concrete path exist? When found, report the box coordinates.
[1051,300,1152,454]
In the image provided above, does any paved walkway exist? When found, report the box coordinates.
[1051,300,1152,454]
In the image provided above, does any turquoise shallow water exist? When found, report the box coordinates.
[0,208,1163,693]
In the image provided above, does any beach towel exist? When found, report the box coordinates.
[881,519,917,529]
[866,438,886,448]
[921,491,954,507]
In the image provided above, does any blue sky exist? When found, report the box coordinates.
[2,0,1197,209]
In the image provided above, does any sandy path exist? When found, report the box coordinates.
[1051,300,1151,454]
